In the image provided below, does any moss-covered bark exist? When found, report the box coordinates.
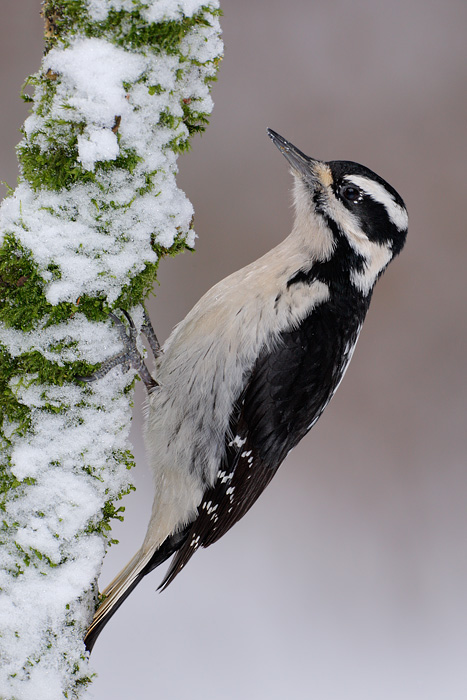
[0,2,222,697]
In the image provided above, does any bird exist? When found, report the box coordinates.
[84,128,408,651]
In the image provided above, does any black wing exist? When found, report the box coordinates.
[159,303,363,589]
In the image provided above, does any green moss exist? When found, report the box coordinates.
[42,2,221,53]
[13,540,59,570]
[0,233,118,332]
[18,140,144,193]
[98,148,142,176]
[0,348,32,439]
[116,260,160,310]
[137,171,160,197]
[0,466,22,516]
[18,142,95,192]
[91,460,136,544]
[68,673,95,696]
[148,84,164,96]
[110,10,210,52]
[182,99,211,136]
[0,233,51,329]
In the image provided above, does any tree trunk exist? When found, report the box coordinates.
[0,2,222,697]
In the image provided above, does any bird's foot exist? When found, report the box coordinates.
[78,310,158,391]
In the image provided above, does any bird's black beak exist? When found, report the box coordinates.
[267,129,325,184]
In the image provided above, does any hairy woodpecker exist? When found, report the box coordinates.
[84,129,408,651]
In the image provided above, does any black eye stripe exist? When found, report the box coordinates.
[339,184,363,203]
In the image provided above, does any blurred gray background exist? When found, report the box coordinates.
[1,1,467,698]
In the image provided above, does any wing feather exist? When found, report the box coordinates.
[160,304,362,589]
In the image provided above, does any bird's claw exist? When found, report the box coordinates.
[77,309,159,390]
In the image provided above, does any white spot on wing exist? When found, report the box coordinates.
[229,435,246,449]
[217,469,234,483]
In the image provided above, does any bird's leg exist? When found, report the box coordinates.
[141,306,162,360]
[79,310,158,391]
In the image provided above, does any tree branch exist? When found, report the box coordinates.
[0,1,222,697]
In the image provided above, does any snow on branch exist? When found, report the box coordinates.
[0,1,222,697]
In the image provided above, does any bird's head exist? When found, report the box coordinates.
[268,129,408,295]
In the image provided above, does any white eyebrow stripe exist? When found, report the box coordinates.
[344,174,408,231]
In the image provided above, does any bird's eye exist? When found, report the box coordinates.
[340,185,362,203]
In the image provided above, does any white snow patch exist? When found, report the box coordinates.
[1,313,124,365]
[77,128,120,170]
[43,38,146,128]
[86,0,215,23]
[141,0,213,24]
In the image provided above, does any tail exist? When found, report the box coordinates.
[84,529,188,652]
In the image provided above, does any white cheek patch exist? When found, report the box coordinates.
[322,194,393,295]
[350,243,392,294]
[344,174,408,231]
